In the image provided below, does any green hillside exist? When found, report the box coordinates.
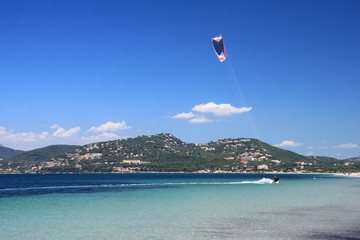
[1,134,359,174]
[9,145,78,163]
[0,145,24,159]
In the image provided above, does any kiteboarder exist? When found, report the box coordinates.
[273,176,280,184]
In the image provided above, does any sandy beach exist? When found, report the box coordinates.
[334,172,360,177]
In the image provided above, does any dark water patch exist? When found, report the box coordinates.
[0,184,178,197]
[258,204,349,217]
[0,173,322,197]
[0,173,337,188]
[197,217,256,239]
[308,229,360,239]
[201,204,360,240]
[199,216,304,240]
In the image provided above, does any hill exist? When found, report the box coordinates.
[9,145,78,163]
[1,134,359,173]
[0,145,24,159]
[344,156,360,162]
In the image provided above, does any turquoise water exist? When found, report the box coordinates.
[1,173,360,239]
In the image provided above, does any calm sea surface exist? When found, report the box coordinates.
[1,173,360,240]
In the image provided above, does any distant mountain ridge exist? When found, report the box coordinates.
[9,145,79,163]
[0,145,24,159]
[344,156,360,162]
[1,133,359,173]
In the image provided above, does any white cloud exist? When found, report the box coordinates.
[171,112,195,119]
[192,102,252,116]
[335,143,359,149]
[0,126,6,135]
[0,122,132,150]
[51,125,81,137]
[11,132,49,142]
[275,140,304,147]
[189,116,214,124]
[81,132,122,142]
[0,126,49,143]
[307,146,328,150]
[88,121,131,132]
[170,102,251,124]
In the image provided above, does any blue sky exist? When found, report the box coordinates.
[1,0,359,159]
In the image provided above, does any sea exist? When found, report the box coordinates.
[1,173,360,240]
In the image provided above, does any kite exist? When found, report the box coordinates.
[212,35,226,62]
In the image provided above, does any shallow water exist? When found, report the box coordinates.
[1,173,359,240]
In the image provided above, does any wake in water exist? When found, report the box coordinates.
[0,178,274,196]
[231,177,274,184]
